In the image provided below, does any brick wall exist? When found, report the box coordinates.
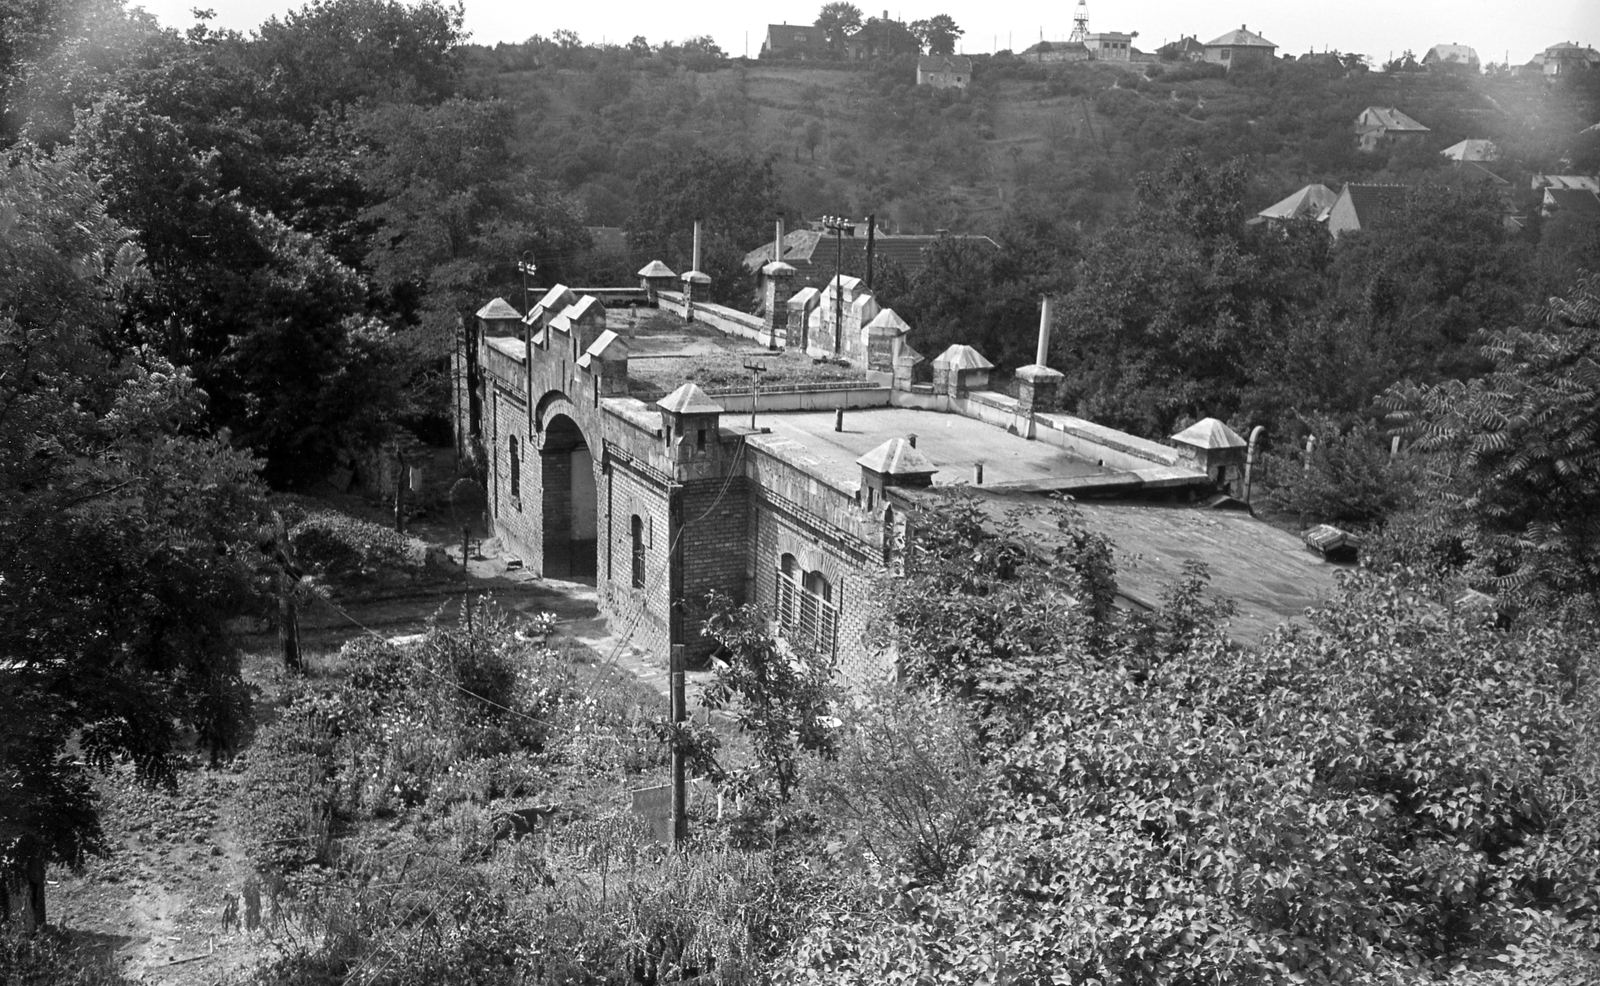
[748,489,893,688]
[597,453,673,662]
[490,385,544,572]
[678,476,751,662]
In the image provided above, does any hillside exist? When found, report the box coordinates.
[467,48,1600,245]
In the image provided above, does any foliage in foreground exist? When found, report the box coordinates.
[783,494,1600,985]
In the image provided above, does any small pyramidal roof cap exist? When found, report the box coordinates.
[1171,417,1248,449]
[931,344,994,370]
[866,308,912,333]
[681,269,711,284]
[761,260,797,276]
[638,260,676,278]
[657,382,724,415]
[857,438,937,476]
[476,297,522,320]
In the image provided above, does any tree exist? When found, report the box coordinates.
[910,14,962,56]
[813,2,861,55]
[1385,272,1600,602]
[624,148,779,274]
[701,596,838,803]
[856,15,920,58]
[1,156,268,928]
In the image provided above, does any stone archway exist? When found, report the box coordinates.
[540,412,597,580]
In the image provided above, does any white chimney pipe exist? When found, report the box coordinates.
[692,219,702,271]
[1036,297,1052,366]
[774,217,784,264]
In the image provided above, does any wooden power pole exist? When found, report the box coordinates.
[669,644,688,846]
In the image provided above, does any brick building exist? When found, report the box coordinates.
[456,247,1221,684]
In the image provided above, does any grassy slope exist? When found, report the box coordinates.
[475,51,1594,242]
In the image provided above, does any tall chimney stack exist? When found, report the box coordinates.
[1036,296,1052,367]
[692,219,702,272]
[774,216,784,264]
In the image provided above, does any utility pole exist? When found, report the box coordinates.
[393,450,406,533]
[744,361,768,429]
[669,644,688,847]
[865,213,876,290]
[821,215,853,355]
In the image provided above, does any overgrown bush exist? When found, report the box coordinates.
[287,510,426,580]
[1258,414,1421,526]
[805,684,994,882]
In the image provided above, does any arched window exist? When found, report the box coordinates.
[509,435,521,500]
[775,553,838,656]
[631,515,646,589]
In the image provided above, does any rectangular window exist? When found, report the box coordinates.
[631,515,646,588]
[509,436,521,500]
[1221,48,1231,60]
[774,563,838,657]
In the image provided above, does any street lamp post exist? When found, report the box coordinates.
[821,216,854,356]
[517,252,537,437]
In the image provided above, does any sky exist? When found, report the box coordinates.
[142,0,1599,68]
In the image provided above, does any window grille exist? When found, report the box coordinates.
[774,557,837,656]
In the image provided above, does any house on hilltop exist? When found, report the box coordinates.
[760,24,829,60]
[1202,25,1277,68]
[1024,40,1091,63]
[917,54,973,88]
[1526,42,1600,76]
[1085,32,1135,62]
[1355,106,1429,152]
[1157,36,1204,61]
[1325,184,1410,238]
[1423,43,1479,74]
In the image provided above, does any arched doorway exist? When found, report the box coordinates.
[541,413,597,580]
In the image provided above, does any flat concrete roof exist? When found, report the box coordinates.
[759,407,1112,488]
[1074,501,1341,645]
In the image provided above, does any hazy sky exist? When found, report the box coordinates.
[143,0,1598,67]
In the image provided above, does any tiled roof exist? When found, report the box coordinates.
[1424,44,1478,65]
[918,55,973,73]
[1441,139,1499,161]
[1343,184,1411,229]
[1533,175,1599,191]
[856,438,937,476]
[1205,26,1276,48]
[476,297,522,320]
[931,344,994,371]
[743,230,1001,280]
[1545,188,1600,218]
[1172,417,1247,450]
[1258,183,1337,220]
[657,383,724,415]
[637,260,676,278]
[1358,107,1430,132]
[765,24,826,50]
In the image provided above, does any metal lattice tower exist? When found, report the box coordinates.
[1069,0,1089,43]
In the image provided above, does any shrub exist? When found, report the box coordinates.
[0,926,138,985]
[805,684,994,881]
[237,695,342,873]
[287,510,425,580]
[1259,414,1420,526]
